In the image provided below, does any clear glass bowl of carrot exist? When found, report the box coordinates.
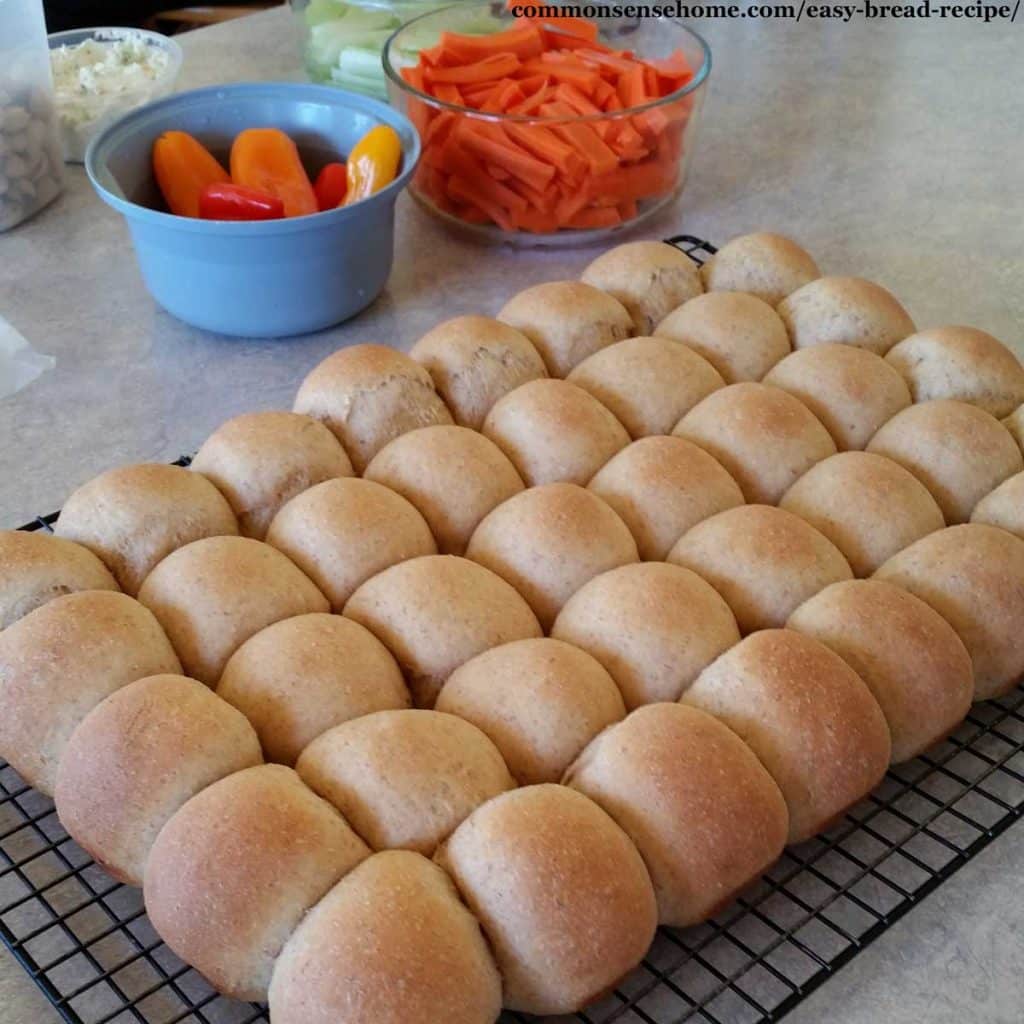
[383,1,710,245]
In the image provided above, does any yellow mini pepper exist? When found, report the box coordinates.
[344,125,402,205]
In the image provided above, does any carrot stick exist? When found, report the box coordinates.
[503,122,586,178]
[509,84,554,115]
[424,111,457,146]
[618,63,647,108]
[528,14,598,41]
[540,101,618,175]
[433,82,464,105]
[453,120,556,192]
[448,175,517,231]
[427,52,521,85]
[439,25,544,61]
[522,57,599,93]
[567,206,621,229]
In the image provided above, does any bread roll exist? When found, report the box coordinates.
[668,505,853,633]
[217,613,410,765]
[654,291,791,383]
[565,703,788,926]
[191,411,353,539]
[0,591,180,795]
[580,241,703,334]
[567,337,725,438]
[874,524,1024,700]
[971,471,1024,540]
[673,382,836,504]
[787,581,973,763]
[436,638,625,785]
[779,452,945,576]
[681,630,890,843]
[1005,404,1024,451]
[344,555,542,707]
[436,784,657,1015]
[137,536,328,685]
[763,343,912,450]
[297,709,514,854]
[269,851,502,1024]
[410,315,547,430]
[866,399,1023,523]
[497,280,633,377]
[482,378,629,486]
[777,276,915,355]
[885,325,1024,418]
[144,764,369,1001]
[0,529,119,630]
[588,436,744,560]
[551,563,740,708]
[55,463,238,594]
[265,478,437,609]
[700,232,819,306]
[293,343,453,472]
[54,674,262,885]
[465,484,639,630]
[364,426,524,554]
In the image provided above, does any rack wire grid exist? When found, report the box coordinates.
[3,234,1023,1024]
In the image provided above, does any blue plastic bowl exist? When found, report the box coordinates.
[85,82,420,338]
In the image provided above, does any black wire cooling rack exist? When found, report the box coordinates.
[3,234,1023,1024]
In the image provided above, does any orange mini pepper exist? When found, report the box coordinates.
[152,131,230,218]
[230,128,318,218]
[343,125,402,206]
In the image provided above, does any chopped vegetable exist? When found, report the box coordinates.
[152,131,230,218]
[314,162,349,210]
[198,183,285,221]
[230,128,319,218]
[344,124,402,204]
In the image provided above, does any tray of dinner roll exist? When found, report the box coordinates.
[3,232,1024,1024]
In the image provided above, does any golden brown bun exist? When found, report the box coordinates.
[344,555,542,707]
[551,562,740,708]
[778,276,915,355]
[886,325,1024,418]
[217,613,410,765]
[55,463,238,595]
[565,703,788,926]
[1005,404,1024,451]
[763,343,912,450]
[866,399,1023,523]
[410,315,547,430]
[700,232,820,306]
[0,591,181,795]
[971,471,1024,540]
[779,452,945,576]
[297,709,514,854]
[436,784,657,1016]
[482,378,629,486]
[144,764,369,1001]
[265,477,436,609]
[0,529,119,631]
[269,850,502,1024]
[436,638,625,785]
[788,580,973,763]
[137,536,328,685]
[655,290,791,382]
[54,674,262,885]
[673,382,836,504]
[681,629,890,843]
[580,241,703,334]
[874,524,1024,700]
[293,343,453,472]
[465,483,639,630]
[567,337,724,438]
[364,426,524,554]
[588,436,744,560]
[668,505,853,634]
[497,280,633,377]
[191,411,353,539]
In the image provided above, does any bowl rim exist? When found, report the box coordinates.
[382,1,711,125]
[84,81,422,236]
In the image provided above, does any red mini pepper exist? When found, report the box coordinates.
[313,162,348,211]
[198,182,285,221]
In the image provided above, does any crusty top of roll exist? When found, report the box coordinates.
[137,535,328,685]
[55,463,239,595]
[497,280,633,377]
[144,764,370,1002]
[0,591,181,795]
[971,470,1024,540]
[191,411,353,539]
[409,315,548,430]
[269,850,502,1024]
[0,529,119,631]
[1005,404,1024,450]
[700,232,820,306]
[777,276,915,355]
[885,325,1024,418]
[580,241,703,335]
[293,343,454,472]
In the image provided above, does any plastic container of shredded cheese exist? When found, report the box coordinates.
[47,27,183,163]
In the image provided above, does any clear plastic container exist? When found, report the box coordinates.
[0,0,65,232]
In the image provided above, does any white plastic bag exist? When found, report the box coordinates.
[0,314,54,398]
